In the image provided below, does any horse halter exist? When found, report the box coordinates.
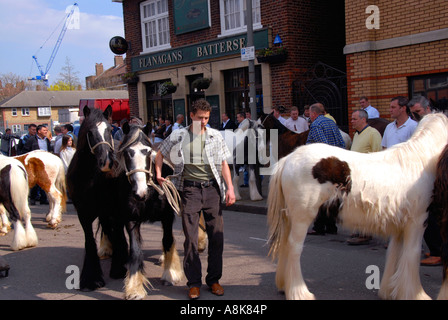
[87,133,114,155]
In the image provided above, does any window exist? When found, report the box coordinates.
[12,108,17,116]
[224,66,263,121]
[21,108,30,116]
[38,107,51,117]
[409,73,448,107]
[12,125,21,134]
[140,0,170,53]
[220,0,261,36]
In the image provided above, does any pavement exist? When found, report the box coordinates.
[0,174,444,306]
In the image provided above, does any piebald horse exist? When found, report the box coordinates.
[268,113,448,300]
[0,156,38,250]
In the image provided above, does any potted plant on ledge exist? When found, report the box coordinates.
[256,47,287,64]
[123,72,139,84]
[159,81,177,96]
[191,77,212,91]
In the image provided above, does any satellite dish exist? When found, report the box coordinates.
[109,36,128,55]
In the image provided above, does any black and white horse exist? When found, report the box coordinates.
[0,156,38,250]
[67,106,182,300]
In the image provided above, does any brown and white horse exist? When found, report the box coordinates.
[268,113,448,300]
[14,150,67,228]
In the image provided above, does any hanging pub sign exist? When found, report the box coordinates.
[109,36,128,55]
[173,0,210,35]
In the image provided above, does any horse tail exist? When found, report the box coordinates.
[8,163,29,220]
[267,155,289,260]
[56,162,67,213]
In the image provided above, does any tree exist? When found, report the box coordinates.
[52,56,81,90]
[0,73,30,101]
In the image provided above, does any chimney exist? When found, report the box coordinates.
[114,55,124,67]
[95,63,104,76]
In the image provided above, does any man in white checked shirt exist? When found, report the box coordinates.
[155,99,235,300]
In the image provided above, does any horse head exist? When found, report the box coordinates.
[118,122,154,201]
[81,105,115,172]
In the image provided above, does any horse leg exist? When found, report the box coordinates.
[233,165,242,201]
[393,223,430,300]
[124,220,149,300]
[379,234,402,299]
[248,165,263,201]
[161,210,183,285]
[78,214,105,291]
[437,237,448,299]
[283,215,315,300]
[19,199,37,248]
[45,186,63,228]
[0,204,11,235]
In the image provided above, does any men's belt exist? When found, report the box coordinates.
[184,179,216,188]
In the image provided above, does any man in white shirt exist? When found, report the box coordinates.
[284,106,308,133]
[173,114,185,131]
[382,96,418,149]
[359,96,380,119]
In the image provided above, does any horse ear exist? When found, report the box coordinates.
[143,122,152,136]
[103,105,113,120]
[122,121,130,135]
[83,105,91,118]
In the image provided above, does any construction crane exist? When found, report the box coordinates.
[30,3,79,86]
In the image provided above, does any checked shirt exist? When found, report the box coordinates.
[158,125,231,200]
[306,115,345,148]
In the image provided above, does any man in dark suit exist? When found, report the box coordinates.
[22,124,52,205]
[219,113,237,130]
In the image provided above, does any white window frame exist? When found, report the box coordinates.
[38,107,51,117]
[12,124,21,134]
[219,0,262,37]
[21,108,30,116]
[12,108,17,116]
[140,0,171,54]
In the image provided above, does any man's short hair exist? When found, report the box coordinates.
[391,96,409,107]
[310,103,324,114]
[354,109,368,120]
[191,99,212,114]
[408,96,430,108]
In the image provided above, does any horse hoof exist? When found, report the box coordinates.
[47,223,58,229]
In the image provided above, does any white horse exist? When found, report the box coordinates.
[267,113,448,300]
[0,156,38,250]
[221,119,267,201]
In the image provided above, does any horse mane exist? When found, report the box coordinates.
[383,113,448,170]
[114,125,153,175]
[77,108,110,151]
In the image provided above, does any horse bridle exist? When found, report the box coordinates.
[123,150,181,215]
[87,132,114,154]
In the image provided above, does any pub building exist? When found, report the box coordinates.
[112,0,347,129]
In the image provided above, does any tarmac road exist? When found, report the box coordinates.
[0,201,443,302]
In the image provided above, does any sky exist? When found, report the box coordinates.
[0,0,125,88]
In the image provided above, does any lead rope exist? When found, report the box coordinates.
[126,159,182,216]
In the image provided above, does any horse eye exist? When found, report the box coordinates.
[141,149,149,156]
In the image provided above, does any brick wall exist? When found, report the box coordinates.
[120,0,346,115]
[345,0,448,136]
[346,39,448,135]
[345,0,448,45]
